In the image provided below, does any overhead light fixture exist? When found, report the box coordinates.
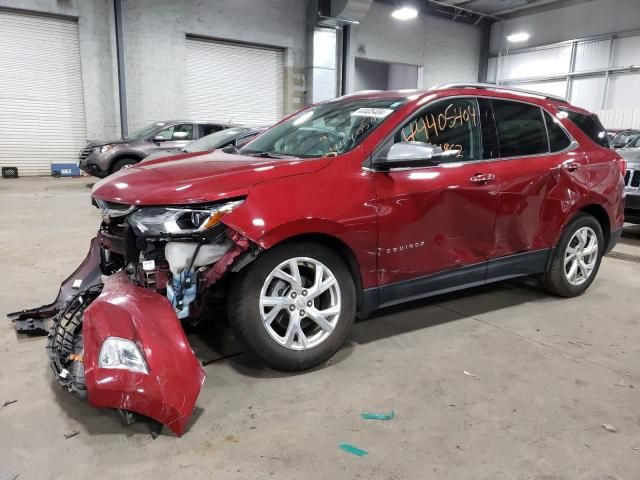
[506,32,530,43]
[391,6,419,20]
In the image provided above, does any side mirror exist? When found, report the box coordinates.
[221,145,238,154]
[153,135,167,143]
[373,142,460,171]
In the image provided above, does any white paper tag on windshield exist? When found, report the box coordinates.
[351,108,394,119]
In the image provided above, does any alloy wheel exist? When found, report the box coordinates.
[259,257,341,351]
[564,226,598,286]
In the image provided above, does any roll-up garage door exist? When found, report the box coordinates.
[186,38,284,126]
[0,10,86,176]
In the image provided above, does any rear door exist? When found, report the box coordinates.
[487,98,588,258]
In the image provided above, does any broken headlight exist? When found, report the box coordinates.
[127,200,244,236]
[99,337,148,374]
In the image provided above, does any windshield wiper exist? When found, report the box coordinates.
[245,151,295,159]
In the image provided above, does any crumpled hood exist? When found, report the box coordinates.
[91,150,332,205]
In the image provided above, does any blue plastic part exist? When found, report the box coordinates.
[339,443,368,457]
[166,270,197,319]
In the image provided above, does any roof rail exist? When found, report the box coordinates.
[429,82,568,103]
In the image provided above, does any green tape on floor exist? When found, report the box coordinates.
[361,411,395,420]
[339,443,368,457]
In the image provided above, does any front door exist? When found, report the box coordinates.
[373,97,499,303]
[147,123,195,155]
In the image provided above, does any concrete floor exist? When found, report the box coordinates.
[1,177,639,480]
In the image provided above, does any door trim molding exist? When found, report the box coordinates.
[361,248,552,314]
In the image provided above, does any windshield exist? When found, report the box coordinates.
[240,98,406,158]
[612,131,640,148]
[185,128,250,153]
[125,122,168,141]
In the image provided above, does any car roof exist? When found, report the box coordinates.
[334,83,585,113]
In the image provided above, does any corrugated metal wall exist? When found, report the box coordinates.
[488,32,640,128]
[0,10,86,175]
[185,38,284,127]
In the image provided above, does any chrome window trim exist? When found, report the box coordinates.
[364,94,579,172]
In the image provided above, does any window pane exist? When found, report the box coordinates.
[172,124,193,140]
[544,112,572,152]
[200,124,223,137]
[492,100,548,157]
[396,98,481,161]
[559,109,610,148]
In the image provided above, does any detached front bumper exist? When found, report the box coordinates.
[82,271,206,436]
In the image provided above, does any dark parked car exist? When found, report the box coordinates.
[140,127,267,163]
[12,84,624,435]
[78,120,232,177]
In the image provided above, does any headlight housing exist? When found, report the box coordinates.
[92,144,117,154]
[98,337,148,374]
[128,199,244,236]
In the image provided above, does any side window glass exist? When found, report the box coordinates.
[492,100,548,157]
[544,111,572,152]
[559,109,610,148]
[200,124,223,137]
[155,124,194,141]
[172,123,193,141]
[236,133,258,148]
[395,98,481,161]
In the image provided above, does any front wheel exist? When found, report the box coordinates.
[228,242,356,371]
[541,213,604,297]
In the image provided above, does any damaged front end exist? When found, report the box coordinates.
[9,198,256,436]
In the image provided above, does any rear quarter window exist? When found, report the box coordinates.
[559,109,610,148]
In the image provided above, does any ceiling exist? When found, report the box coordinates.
[378,0,594,22]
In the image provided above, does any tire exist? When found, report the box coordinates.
[111,157,138,173]
[228,242,356,371]
[541,213,604,297]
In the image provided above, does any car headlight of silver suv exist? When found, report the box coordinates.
[128,200,244,236]
[92,144,117,154]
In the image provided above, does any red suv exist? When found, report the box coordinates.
[12,84,624,435]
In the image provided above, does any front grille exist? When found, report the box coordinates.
[624,169,640,190]
[78,148,92,160]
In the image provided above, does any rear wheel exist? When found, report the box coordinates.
[111,157,138,173]
[228,242,356,371]
[541,213,604,297]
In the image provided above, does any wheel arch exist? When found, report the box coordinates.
[267,233,366,314]
[580,203,611,247]
[109,152,144,173]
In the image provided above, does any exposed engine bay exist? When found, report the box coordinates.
[8,197,258,436]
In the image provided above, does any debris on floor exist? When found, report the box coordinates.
[339,443,368,457]
[2,399,18,407]
[360,411,395,421]
[463,371,478,378]
[64,430,80,439]
[602,423,618,433]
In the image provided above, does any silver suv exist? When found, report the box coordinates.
[78,120,232,177]
[619,135,640,223]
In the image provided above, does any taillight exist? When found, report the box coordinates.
[618,157,627,177]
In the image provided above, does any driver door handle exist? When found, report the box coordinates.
[470,173,496,184]
[563,161,581,172]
